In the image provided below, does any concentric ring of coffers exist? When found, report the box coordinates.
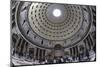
[16,2,92,49]
[28,3,83,40]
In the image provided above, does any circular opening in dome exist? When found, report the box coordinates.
[53,9,61,17]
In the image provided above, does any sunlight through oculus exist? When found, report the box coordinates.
[53,9,61,17]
